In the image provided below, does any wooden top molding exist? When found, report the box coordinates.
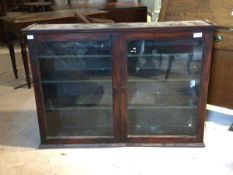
[24,20,215,33]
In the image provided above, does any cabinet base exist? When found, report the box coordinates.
[39,142,205,149]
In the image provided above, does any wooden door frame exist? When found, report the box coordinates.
[118,29,214,145]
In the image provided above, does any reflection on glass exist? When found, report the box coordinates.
[38,40,113,137]
[127,39,203,136]
[128,108,197,135]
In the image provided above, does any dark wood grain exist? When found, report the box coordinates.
[208,49,233,109]
[0,0,7,16]
[118,33,128,141]
[112,33,122,141]
[24,20,214,34]
[5,30,18,79]
[196,31,214,140]
[20,36,31,88]
[27,39,48,144]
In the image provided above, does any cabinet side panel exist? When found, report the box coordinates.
[196,30,214,141]
[27,38,48,144]
[208,50,233,109]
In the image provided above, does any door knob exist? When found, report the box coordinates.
[214,35,224,42]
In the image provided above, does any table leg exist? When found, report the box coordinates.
[187,54,193,74]
[165,55,175,80]
[6,32,18,79]
[20,36,31,89]
[42,6,46,12]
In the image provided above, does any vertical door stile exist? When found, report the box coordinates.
[196,30,214,141]
[119,33,128,141]
[111,33,122,141]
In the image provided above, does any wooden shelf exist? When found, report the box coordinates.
[39,54,111,59]
[128,105,197,109]
[41,70,112,83]
[45,104,196,111]
[42,79,112,83]
[128,76,200,82]
[45,105,113,111]
[41,78,199,83]
[128,54,158,57]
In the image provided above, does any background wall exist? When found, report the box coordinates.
[140,0,161,21]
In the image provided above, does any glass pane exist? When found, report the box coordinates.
[38,40,113,138]
[127,39,203,136]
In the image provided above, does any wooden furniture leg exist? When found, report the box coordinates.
[165,55,175,80]
[187,54,193,74]
[1,21,18,79]
[20,36,31,88]
[6,32,18,79]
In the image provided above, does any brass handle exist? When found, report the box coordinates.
[214,35,224,42]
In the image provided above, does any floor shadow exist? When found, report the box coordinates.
[0,48,31,89]
[207,110,233,127]
[0,110,40,148]
[0,110,232,149]
[0,71,31,89]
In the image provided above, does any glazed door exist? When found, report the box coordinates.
[29,33,120,143]
[120,31,212,143]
